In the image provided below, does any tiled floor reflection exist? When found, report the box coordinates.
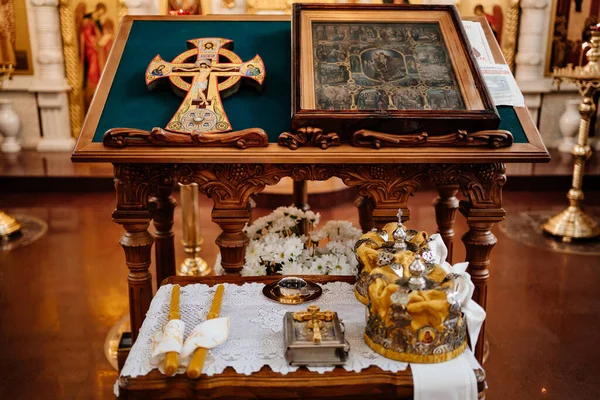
[1,189,599,399]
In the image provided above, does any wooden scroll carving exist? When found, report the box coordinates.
[352,129,514,149]
[103,127,268,149]
[278,127,341,150]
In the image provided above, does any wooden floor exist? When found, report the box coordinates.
[1,188,600,399]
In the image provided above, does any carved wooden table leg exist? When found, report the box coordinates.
[150,185,176,286]
[182,164,285,275]
[113,164,162,342]
[355,196,374,232]
[458,163,506,363]
[293,180,309,211]
[433,184,459,263]
[213,205,251,274]
[338,164,427,228]
[117,220,154,342]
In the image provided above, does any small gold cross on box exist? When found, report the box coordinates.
[292,305,334,344]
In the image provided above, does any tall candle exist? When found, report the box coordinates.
[186,284,225,378]
[179,183,201,247]
[164,285,181,376]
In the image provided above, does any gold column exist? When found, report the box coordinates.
[178,183,210,276]
[542,24,600,242]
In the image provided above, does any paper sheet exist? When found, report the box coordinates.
[462,21,495,65]
[462,21,525,107]
[479,64,525,107]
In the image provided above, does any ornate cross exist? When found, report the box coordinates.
[293,305,334,344]
[145,38,265,134]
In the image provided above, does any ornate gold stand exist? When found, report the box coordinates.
[0,63,21,239]
[0,211,22,238]
[543,25,600,242]
[178,183,210,276]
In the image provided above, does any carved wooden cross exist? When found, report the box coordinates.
[293,305,334,344]
[145,38,265,134]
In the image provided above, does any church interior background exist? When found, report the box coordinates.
[1,0,599,399]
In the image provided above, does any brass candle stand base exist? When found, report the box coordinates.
[179,238,211,276]
[544,24,600,243]
[542,205,600,242]
[0,211,22,238]
[179,256,210,276]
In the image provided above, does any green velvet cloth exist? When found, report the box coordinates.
[93,20,292,143]
[92,20,528,144]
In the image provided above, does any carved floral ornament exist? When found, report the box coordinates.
[113,163,507,215]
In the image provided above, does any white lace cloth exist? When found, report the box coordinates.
[117,281,481,397]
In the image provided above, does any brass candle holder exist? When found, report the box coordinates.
[542,24,600,242]
[178,182,210,276]
[0,211,21,238]
[0,63,21,239]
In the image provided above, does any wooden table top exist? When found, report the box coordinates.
[71,16,549,165]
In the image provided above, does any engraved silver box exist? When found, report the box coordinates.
[283,312,348,366]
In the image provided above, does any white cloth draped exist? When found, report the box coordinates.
[116,280,483,398]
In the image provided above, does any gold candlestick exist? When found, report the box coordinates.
[0,63,20,239]
[179,183,210,276]
[542,24,600,242]
[0,211,21,238]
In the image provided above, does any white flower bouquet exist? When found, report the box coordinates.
[214,206,362,276]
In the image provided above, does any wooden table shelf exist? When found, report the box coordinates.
[117,276,485,400]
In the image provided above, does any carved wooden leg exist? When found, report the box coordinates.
[113,164,166,343]
[212,205,251,275]
[293,180,310,235]
[175,164,287,275]
[433,184,459,263]
[150,185,176,286]
[458,163,506,363]
[293,180,309,211]
[117,221,154,342]
[355,196,374,232]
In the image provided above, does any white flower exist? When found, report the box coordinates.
[269,218,286,234]
[309,230,326,243]
[325,240,349,255]
[282,216,297,229]
[307,255,329,274]
[323,220,362,241]
[275,206,304,220]
[245,240,263,267]
[280,260,304,275]
[282,236,304,261]
[241,262,266,276]
[213,253,224,276]
[305,210,321,226]
[240,206,360,276]
[328,255,355,276]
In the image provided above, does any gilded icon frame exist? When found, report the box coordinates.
[59,0,128,138]
[291,4,499,141]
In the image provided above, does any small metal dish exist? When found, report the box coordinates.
[278,277,308,298]
[263,278,322,304]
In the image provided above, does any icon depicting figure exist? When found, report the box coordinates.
[145,37,265,134]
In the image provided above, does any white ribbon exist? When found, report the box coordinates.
[446,262,486,351]
[428,233,448,265]
[430,234,486,351]
[150,319,185,367]
[180,317,230,365]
